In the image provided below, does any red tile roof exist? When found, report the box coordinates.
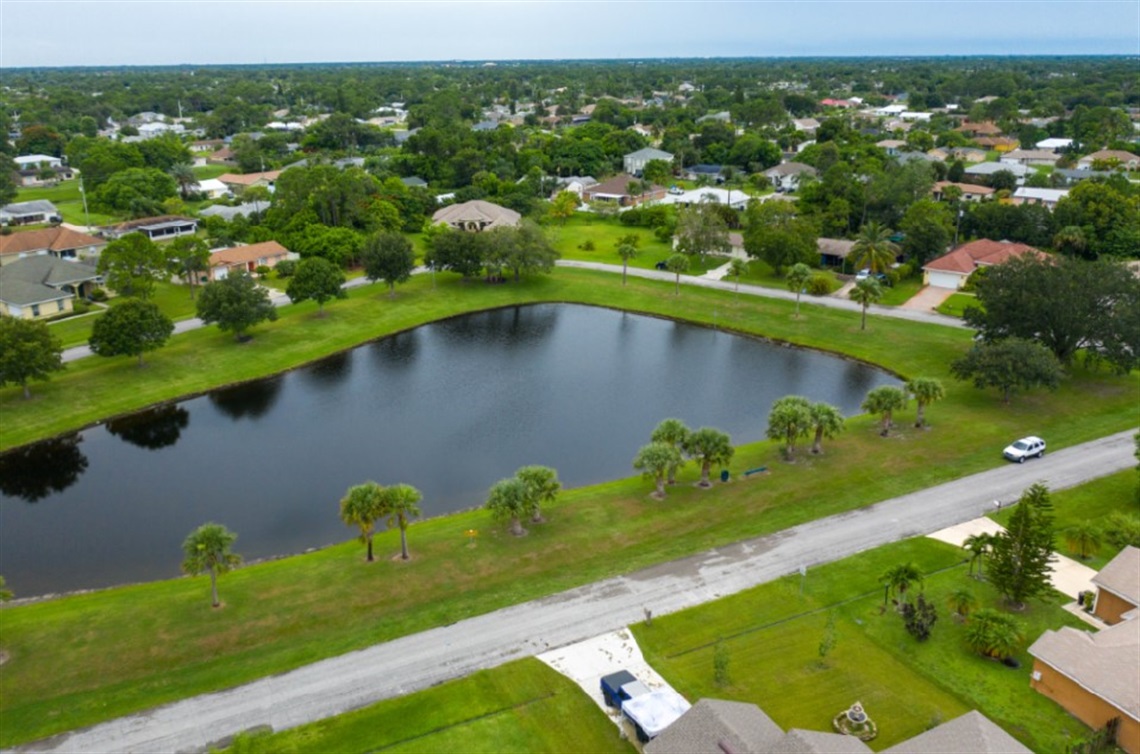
[0,226,106,258]
[924,239,1045,275]
[209,241,291,267]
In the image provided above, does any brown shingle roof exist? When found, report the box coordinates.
[217,171,282,186]
[1093,546,1140,607]
[431,200,521,230]
[933,181,995,197]
[209,241,292,267]
[924,239,1044,275]
[1029,619,1140,722]
[586,174,664,198]
[0,226,106,258]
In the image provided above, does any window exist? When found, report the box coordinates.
[31,304,40,317]
[57,300,66,312]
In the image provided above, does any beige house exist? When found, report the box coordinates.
[217,171,282,194]
[431,200,521,232]
[0,226,107,266]
[932,181,995,203]
[0,256,101,320]
[207,240,297,282]
[923,239,1044,290]
[1077,150,1140,171]
[1092,546,1140,625]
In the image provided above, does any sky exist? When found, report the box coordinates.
[1,0,1138,68]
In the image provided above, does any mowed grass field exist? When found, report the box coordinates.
[218,659,632,754]
[1,267,1136,747]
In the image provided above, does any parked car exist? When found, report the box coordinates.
[1003,436,1046,463]
[667,185,684,195]
[855,269,890,286]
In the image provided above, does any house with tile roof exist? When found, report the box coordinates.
[207,240,297,282]
[431,200,521,231]
[932,181,995,203]
[217,171,282,194]
[581,174,665,207]
[1077,150,1140,171]
[0,256,101,320]
[922,239,1044,290]
[0,226,107,266]
[1029,549,1140,754]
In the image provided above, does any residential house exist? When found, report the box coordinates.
[1091,546,1139,625]
[661,187,748,210]
[137,121,184,139]
[16,164,75,187]
[550,175,597,200]
[1000,149,1060,167]
[1077,150,1140,170]
[1010,187,1069,210]
[0,256,101,320]
[820,98,854,108]
[1028,548,1140,754]
[763,162,818,192]
[629,123,654,139]
[189,139,225,153]
[400,176,428,188]
[207,147,238,166]
[1036,137,1073,152]
[207,240,297,282]
[644,698,1029,754]
[581,174,665,207]
[964,161,1031,184]
[696,111,731,124]
[793,118,820,134]
[876,139,907,156]
[193,178,231,200]
[0,226,107,266]
[431,200,521,231]
[875,104,908,117]
[928,146,987,163]
[624,148,674,176]
[108,216,198,241]
[217,171,281,194]
[932,181,995,203]
[923,239,1044,290]
[1054,168,1112,185]
[0,200,62,226]
[199,204,262,222]
[974,136,1020,152]
[956,121,1003,137]
[818,237,856,268]
[684,164,724,183]
[895,151,937,166]
[14,154,63,170]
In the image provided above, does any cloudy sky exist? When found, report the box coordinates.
[2,1,1137,67]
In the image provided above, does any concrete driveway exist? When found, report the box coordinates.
[899,285,956,312]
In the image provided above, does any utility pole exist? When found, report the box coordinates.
[79,175,92,231]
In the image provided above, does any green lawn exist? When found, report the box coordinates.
[193,164,231,181]
[991,470,1140,571]
[736,257,844,293]
[1,268,1136,747]
[936,292,979,319]
[14,180,121,226]
[44,281,204,348]
[218,659,631,754]
[633,537,1092,753]
[878,278,922,307]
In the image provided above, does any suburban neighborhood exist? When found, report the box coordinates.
[0,29,1138,754]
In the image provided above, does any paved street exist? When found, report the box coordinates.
[20,429,1137,754]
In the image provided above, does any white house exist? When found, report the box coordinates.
[14,154,63,170]
[623,148,674,176]
[659,187,748,210]
[763,162,818,192]
[194,178,231,199]
[1011,187,1069,209]
[1035,137,1073,152]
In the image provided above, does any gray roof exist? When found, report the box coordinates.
[964,162,1030,177]
[1093,546,1140,605]
[645,699,784,754]
[431,200,520,230]
[199,204,262,221]
[1055,168,1111,181]
[0,256,99,306]
[400,176,428,187]
[625,147,674,162]
[766,162,818,177]
[883,711,1032,753]
[772,729,872,753]
[1,199,60,217]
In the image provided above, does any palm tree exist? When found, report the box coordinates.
[1064,521,1102,560]
[1052,225,1088,259]
[383,483,422,561]
[651,418,690,484]
[516,465,561,523]
[808,402,845,454]
[880,562,924,610]
[666,253,689,294]
[486,477,530,536]
[339,482,388,562]
[850,221,899,274]
[906,377,945,429]
[849,277,883,331]
[168,162,198,199]
[861,385,907,437]
[633,441,684,499]
[617,242,639,286]
[766,395,812,460]
[946,588,978,621]
[964,608,1024,660]
[963,532,995,579]
[786,263,813,318]
[181,522,242,608]
[727,258,748,293]
[682,427,735,487]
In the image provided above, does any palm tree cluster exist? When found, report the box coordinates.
[339,481,423,561]
[765,396,845,460]
[634,418,735,497]
[485,465,561,536]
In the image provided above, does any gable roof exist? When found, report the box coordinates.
[933,181,995,197]
[0,226,106,258]
[882,711,1032,753]
[1093,546,1140,606]
[924,239,1044,275]
[217,171,282,186]
[644,698,784,754]
[1029,619,1140,722]
[817,238,856,258]
[1,199,60,217]
[626,147,674,162]
[0,256,100,306]
[765,162,818,177]
[209,240,292,268]
[586,174,663,198]
[1081,149,1139,164]
[773,728,872,753]
[431,200,521,230]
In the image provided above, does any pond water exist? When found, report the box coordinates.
[0,304,900,596]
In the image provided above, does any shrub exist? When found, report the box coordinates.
[1104,512,1140,549]
[89,287,107,302]
[901,593,938,641]
[654,224,675,243]
[274,259,296,278]
[806,273,833,296]
[578,240,595,251]
[255,265,271,278]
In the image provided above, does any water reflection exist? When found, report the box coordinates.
[209,377,283,420]
[105,404,190,451]
[299,351,353,388]
[0,434,88,503]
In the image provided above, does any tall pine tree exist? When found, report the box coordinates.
[988,484,1055,609]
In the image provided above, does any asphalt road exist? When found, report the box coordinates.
[20,429,1137,754]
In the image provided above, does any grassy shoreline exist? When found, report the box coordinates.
[1,267,1136,747]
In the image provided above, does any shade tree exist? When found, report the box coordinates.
[88,299,174,367]
[196,271,279,341]
[0,318,64,400]
[97,233,168,300]
[486,476,532,536]
[515,465,561,523]
[950,338,1063,404]
[287,257,347,314]
[361,231,416,297]
[988,483,1055,609]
